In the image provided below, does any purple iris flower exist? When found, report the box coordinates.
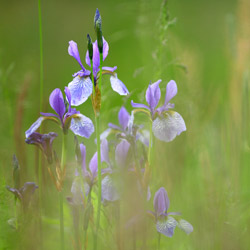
[25,132,57,164]
[150,187,193,237]
[131,80,186,142]
[6,182,38,211]
[25,87,94,138]
[67,37,129,106]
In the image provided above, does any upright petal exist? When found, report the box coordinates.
[146,80,161,111]
[156,216,178,237]
[118,106,130,131]
[49,88,65,120]
[110,74,129,95]
[164,80,177,105]
[89,152,98,178]
[70,114,94,138]
[177,219,193,234]
[153,187,170,216]
[115,139,130,167]
[68,76,93,106]
[152,111,186,142]
[64,86,71,112]
[68,40,85,70]
[25,117,45,138]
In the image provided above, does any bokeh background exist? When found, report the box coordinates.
[0,0,249,249]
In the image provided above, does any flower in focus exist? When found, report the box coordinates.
[25,132,57,164]
[25,87,94,139]
[131,80,186,142]
[67,37,129,106]
[149,187,193,237]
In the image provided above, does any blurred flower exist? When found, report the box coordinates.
[25,87,94,138]
[25,132,57,164]
[68,37,129,106]
[6,182,38,211]
[149,187,193,237]
[131,80,186,142]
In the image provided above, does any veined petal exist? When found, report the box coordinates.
[131,100,150,110]
[115,139,130,167]
[25,117,45,138]
[146,80,161,110]
[102,175,119,202]
[70,114,94,138]
[110,74,129,95]
[152,111,186,142]
[164,80,177,105]
[177,219,193,234]
[49,88,65,119]
[68,76,93,106]
[156,216,178,237]
[118,106,130,131]
[68,40,85,71]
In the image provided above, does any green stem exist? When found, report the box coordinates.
[148,121,153,165]
[158,232,161,250]
[60,134,66,250]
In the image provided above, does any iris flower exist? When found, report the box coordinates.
[131,80,186,142]
[25,87,94,139]
[149,187,193,237]
[67,37,129,106]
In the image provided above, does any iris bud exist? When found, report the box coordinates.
[94,8,103,53]
[87,34,93,61]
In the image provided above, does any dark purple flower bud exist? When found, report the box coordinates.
[87,34,93,61]
[25,132,58,164]
[94,8,103,53]
[153,187,170,216]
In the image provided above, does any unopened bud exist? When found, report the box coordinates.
[94,8,103,53]
[87,34,93,61]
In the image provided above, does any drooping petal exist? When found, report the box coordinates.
[68,76,93,106]
[152,111,186,142]
[131,100,150,110]
[177,219,193,234]
[115,139,130,167]
[118,106,130,131]
[110,74,129,95]
[156,216,178,237]
[101,139,110,164]
[164,80,177,106]
[70,114,94,138]
[89,152,98,178]
[49,88,65,120]
[146,80,161,110]
[68,40,85,71]
[153,187,170,216]
[25,117,45,138]
[102,175,119,202]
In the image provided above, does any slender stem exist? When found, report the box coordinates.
[60,134,66,250]
[158,232,161,250]
[148,121,153,165]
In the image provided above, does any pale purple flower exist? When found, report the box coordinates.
[68,37,129,106]
[25,132,57,164]
[25,87,94,139]
[150,187,193,237]
[131,80,186,142]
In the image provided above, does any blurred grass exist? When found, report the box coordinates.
[0,0,249,249]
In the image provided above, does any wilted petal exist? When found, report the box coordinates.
[152,111,186,142]
[89,152,98,178]
[164,80,177,105]
[25,117,45,138]
[118,106,130,131]
[131,100,150,110]
[102,175,119,202]
[49,88,65,120]
[115,139,130,167]
[156,216,178,237]
[110,74,129,95]
[70,114,94,138]
[146,80,161,110]
[153,187,170,216]
[68,40,85,70]
[68,76,93,106]
[177,219,193,234]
